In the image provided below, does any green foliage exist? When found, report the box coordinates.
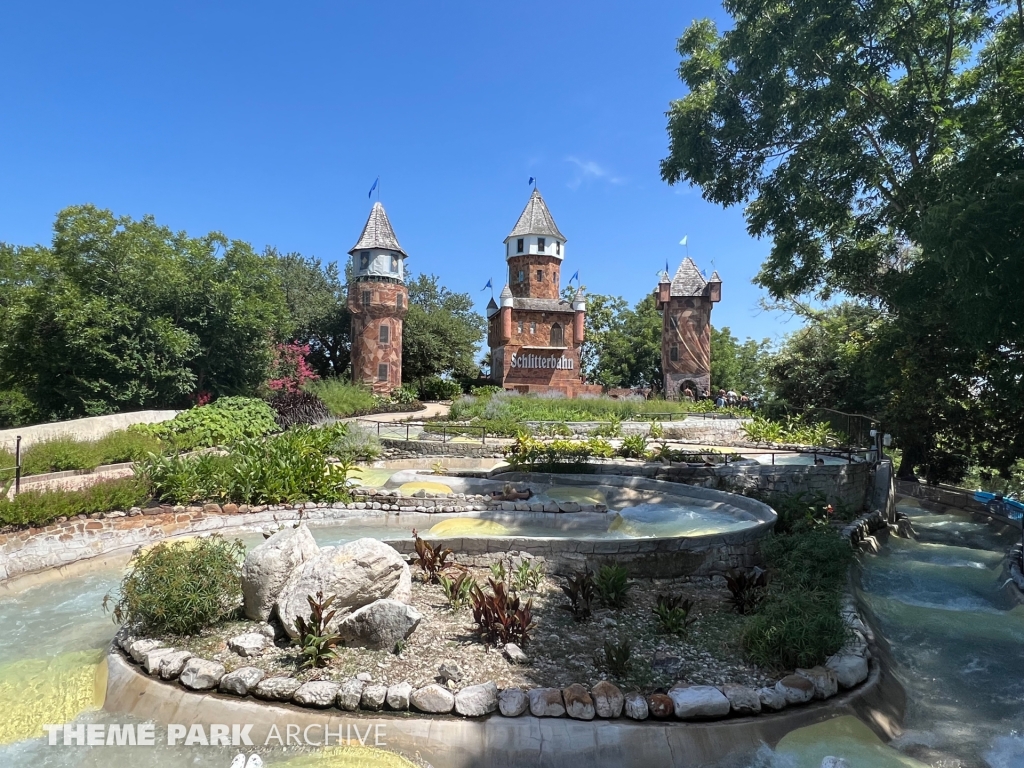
[0,476,151,527]
[266,390,330,429]
[0,388,38,429]
[594,564,631,608]
[725,568,769,615]
[411,530,456,583]
[742,590,849,671]
[617,434,648,459]
[711,326,771,397]
[645,441,725,464]
[560,570,597,621]
[469,385,502,397]
[294,591,341,670]
[756,491,854,535]
[109,535,244,636]
[136,397,278,451]
[578,292,663,389]
[389,385,420,405]
[330,423,382,462]
[470,578,535,646]
[439,571,476,611]
[306,379,378,418]
[740,415,844,447]
[590,416,623,438]
[648,420,664,439]
[761,529,853,593]
[142,424,351,505]
[489,560,507,583]
[597,638,633,678]
[653,594,697,637]
[511,559,545,593]
[402,273,485,383]
[12,431,165,478]
[414,376,462,401]
[505,434,615,469]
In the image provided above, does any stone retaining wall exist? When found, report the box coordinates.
[381,438,507,459]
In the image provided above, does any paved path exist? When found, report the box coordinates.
[341,402,450,423]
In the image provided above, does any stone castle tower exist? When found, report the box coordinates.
[654,258,721,398]
[347,202,409,393]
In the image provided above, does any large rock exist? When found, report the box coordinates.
[337,678,365,711]
[254,677,302,701]
[179,658,225,691]
[796,666,839,699]
[624,691,649,720]
[647,693,674,719]
[591,681,624,718]
[529,687,565,718]
[219,667,265,696]
[455,682,498,717]
[294,681,341,708]
[826,654,869,689]
[242,523,320,621]
[228,633,267,658]
[757,686,787,712]
[276,538,409,637]
[361,684,388,711]
[503,643,528,665]
[141,647,177,675]
[776,675,815,704]
[392,565,412,603]
[498,688,529,717]
[563,683,595,720]
[721,683,761,716]
[386,682,413,711]
[158,651,193,680]
[411,684,455,714]
[128,639,164,664]
[337,600,422,650]
[668,685,731,719]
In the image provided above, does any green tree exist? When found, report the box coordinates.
[711,326,771,396]
[586,295,663,390]
[402,274,485,385]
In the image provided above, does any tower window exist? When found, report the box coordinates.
[537,238,546,252]
[378,363,389,382]
[670,346,679,362]
[360,252,370,270]
[517,270,524,282]
[379,324,390,343]
[362,290,371,308]
[550,323,563,346]
[517,238,524,253]
[556,242,561,255]
[390,254,399,272]
[530,322,536,334]
[536,269,543,281]
[517,320,524,334]
[397,293,404,309]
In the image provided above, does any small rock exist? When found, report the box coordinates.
[498,688,529,717]
[128,639,164,665]
[757,686,787,712]
[179,658,225,691]
[563,683,595,720]
[455,681,498,717]
[826,654,869,689]
[721,683,761,716]
[438,660,463,683]
[624,691,649,720]
[651,650,681,677]
[796,666,839,699]
[337,678,365,711]
[257,623,277,640]
[503,643,528,664]
[528,687,566,718]
[820,759,851,768]
[647,693,674,719]
[668,684,731,719]
[228,633,268,658]
[157,650,193,680]
[591,681,624,718]
[356,672,373,682]
[141,647,177,675]
[219,667,265,696]
[386,682,413,711]
[293,681,341,708]
[361,684,389,711]
[775,675,815,704]
[254,677,302,701]
[411,684,456,714]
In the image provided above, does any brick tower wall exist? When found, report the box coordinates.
[489,309,600,396]
[507,255,563,300]
[661,295,713,398]
[347,280,409,394]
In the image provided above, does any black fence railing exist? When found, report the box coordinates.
[355,419,489,445]
[756,404,878,449]
[1,435,22,496]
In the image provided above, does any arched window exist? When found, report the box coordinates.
[550,323,564,347]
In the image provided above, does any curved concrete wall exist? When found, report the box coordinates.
[0,410,179,451]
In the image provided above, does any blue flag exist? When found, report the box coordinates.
[482,279,492,291]
[665,259,669,273]
[368,177,379,198]
[528,177,535,185]
[568,270,579,283]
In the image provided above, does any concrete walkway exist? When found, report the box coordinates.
[342,401,450,423]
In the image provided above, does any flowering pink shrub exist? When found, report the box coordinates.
[189,390,213,406]
[267,343,319,393]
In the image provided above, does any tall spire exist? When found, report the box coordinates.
[670,257,708,296]
[506,188,565,241]
[349,201,407,256]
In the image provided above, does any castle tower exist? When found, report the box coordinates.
[654,258,721,399]
[346,202,409,393]
[504,188,566,299]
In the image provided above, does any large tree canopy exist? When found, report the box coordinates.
[663,0,1024,479]
[402,273,485,385]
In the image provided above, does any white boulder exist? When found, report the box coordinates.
[668,685,731,719]
[242,523,319,621]
[336,599,422,650]
[455,682,498,717]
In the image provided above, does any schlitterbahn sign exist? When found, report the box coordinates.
[509,353,574,370]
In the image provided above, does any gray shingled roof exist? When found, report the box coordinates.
[709,270,722,282]
[512,297,574,312]
[670,258,708,296]
[349,202,407,256]
[499,284,514,299]
[506,189,566,241]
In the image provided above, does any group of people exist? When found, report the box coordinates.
[680,385,753,409]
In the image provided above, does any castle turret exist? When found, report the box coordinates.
[347,202,409,393]
[504,189,565,300]
[654,257,721,399]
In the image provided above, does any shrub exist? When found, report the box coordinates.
[741,414,845,447]
[595,564,631,607]
[0,476,151,528]
[306,380,377,418]
[761,528,853,593]
[415,376,462,401]
[505,434,615,469]
[390,385,420,405]
[266,390,330,429]
[439,571,476,611]
[653,594,697,637]
[597,638,633,677]
[470,578,535,645]
[511,559,545,593]
[0,388,37,429]
[109,534,245,635]
[134,397,278,450]
[266,343,319,394]
[94,430,166,464]
[742,589,849,670]
[561,570,596,621]
[294,591,341,669]
[590,416,623,438]
[469,385,502,397]
[20,436,103,475]
[618,434,648,459]
[330,423,382,462]
[411,530,457,582]
[725,568,769,614]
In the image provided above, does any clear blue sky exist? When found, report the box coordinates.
[0,0,803,345]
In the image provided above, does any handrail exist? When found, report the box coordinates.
[0,436,22,496]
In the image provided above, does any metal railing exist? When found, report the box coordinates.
[756,404,878,449]
[1,436,22,496]
[355,419,490,445]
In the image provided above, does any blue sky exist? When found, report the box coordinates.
[0,0,803,345]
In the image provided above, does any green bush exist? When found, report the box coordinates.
[741,414,845,447]
[618,434,648,459]
[0,476,151,527]
[330,423,383,462]
[390,385,420,405]
[595,564,631,607]
[142,424,352,505]
[415,376,463,401]
[134,397,278,450]
[109,535,245,636]
[20,436,103,475]
[0,388,38,429]
[306,380,377,418]
[742,589,849,670]
[505,434,614,469]
[761,528,853,592]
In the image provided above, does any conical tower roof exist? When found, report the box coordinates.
[349,201,407,256]
[670,257,708,296]
[506,189,565,241]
